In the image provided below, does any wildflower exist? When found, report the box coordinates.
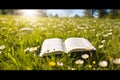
[20,28,33,31]
[107,32,112,36]
[49,61,56,67]
[86,27,89,29]
[24,47,38,52]
[29,47,38,52]
[1,27,6,31]
[96,34,99,37]
[88,65,92,68]
[109,29,112,32]
[84,30,87,32]
[91,29,95,32]
[92,61,96,64]
[74,29,77,31]
[101,40,105,43]
[79,27,85,30]
[0,51,2,54]
[98,60,108,68]
[57,62,63,66]
[0,45,5,50]
[53,26,57,28]
[24,48,30,52]
[67,31,71,33]
[113,58,120,64]
[41,27,46,31]
[93,68,96,70]
[81,54,89,59]
[103,34,108,37]
[75,59,84,65]
[98,45,104,49]
[93,20,96,22]
[71,68,76,70]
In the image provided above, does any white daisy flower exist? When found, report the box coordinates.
[113,58,120,64]
[20,28,33,31]
[98,60,108,68]
[24,48,30,52]
[81,54,89,59]
[103,34,108,37]
[96,34,99,37]
[75,59,84,65]
[29,47,38,52]
[98,45,104,49]
[91,29,95,32]
[57,62,64,66]
[0,45,5,50]
[101,40,105,43]
[107,32,112,36]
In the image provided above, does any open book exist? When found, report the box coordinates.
[39,37,96,57]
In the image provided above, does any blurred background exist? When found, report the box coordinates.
[0,9,120,19]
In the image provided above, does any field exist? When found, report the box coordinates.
[0,15,120,70]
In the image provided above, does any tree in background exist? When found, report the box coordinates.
[108,9,119,19]
[37,10,47,17]
[0,9,8,14]
[53,13,59,17]
[84,9,95,18]
[98,9,108,18]
[74,14,80,18]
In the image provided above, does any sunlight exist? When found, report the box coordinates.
[19,9,39,23]
[20,9,39,17]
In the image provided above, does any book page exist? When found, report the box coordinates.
[64,37,96,53]
[39,38,66,57]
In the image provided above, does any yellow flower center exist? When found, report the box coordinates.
[49,61,56,67]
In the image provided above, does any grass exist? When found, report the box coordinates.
[0,15,120,70]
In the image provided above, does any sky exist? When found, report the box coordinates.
[18,9,98,18]
[45,9,85,17]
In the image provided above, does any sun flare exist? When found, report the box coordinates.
[20,9,39,17]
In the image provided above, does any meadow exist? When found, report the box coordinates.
[0,15,120,70]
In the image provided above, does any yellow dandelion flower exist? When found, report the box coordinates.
[93,61,96,64]
[49,61,56,67]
